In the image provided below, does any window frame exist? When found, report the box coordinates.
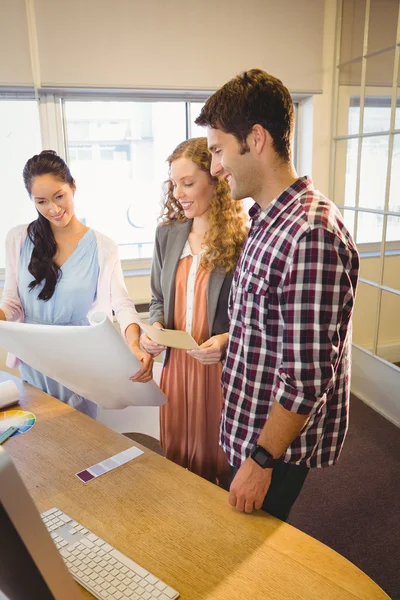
[331,0,400,363]
[58,90,213,273]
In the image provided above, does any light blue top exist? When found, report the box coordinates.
[18,229,100,417]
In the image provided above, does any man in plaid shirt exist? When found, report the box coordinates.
[191,69,359,520]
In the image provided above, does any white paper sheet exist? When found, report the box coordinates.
[140,322,199,350]
[0,312,166,409]
[0,380,19,410]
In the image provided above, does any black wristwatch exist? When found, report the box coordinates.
[250,445,281,468]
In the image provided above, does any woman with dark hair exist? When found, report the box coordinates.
[140,137,248,488]
[0,150,153,417]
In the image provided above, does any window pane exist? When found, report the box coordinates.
[0,100,41,269]
[359,247,381,285]
[337,60,362,136]
[368,0,398,55]
[347,95,395,139]
[364,50,395,134]
[339,0,366,64]
[334,139,358,207]
[358,135,389,210]
[356,210,384,244]
[395,59,400,129]
[383,215,400,291]
[352,281,379,352]
[189,102,206,138]
[377,290,400,365]
[341,209,356,237]
[64,101,187,259]
[389,134,400,212]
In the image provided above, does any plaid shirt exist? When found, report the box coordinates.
[220,177,359,468]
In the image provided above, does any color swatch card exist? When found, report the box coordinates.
[0,409,36,438]
[76,446,144,483]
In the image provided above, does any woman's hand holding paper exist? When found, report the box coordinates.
[187,333,229,365]
[140,322,167,358]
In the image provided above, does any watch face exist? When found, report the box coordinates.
[254,448,269,466]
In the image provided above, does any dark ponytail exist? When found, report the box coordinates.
[23,150,74,301]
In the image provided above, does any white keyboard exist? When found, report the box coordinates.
[41,507,179,600]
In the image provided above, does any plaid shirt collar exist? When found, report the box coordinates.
[249,175,314,226]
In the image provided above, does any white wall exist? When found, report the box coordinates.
[351,345,400,426]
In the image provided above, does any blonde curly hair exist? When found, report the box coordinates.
[159,137,248,272]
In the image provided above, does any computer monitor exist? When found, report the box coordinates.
[0,446,82,600]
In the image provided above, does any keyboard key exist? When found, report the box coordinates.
[128,582,139,591]
[42,507,57,517]
[102,542,113,552]
[60,514,72,524]
[155,582,167,592]
[164,588,179,599]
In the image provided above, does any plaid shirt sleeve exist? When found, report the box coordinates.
[274,227,355,415]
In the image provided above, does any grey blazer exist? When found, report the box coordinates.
[149,220,233,362]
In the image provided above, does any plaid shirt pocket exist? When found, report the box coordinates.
[239,273,269,329]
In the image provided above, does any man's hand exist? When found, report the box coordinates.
[187,333,229,365]
[229,457,272,514]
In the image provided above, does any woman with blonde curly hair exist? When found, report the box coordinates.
[141,137,247,488]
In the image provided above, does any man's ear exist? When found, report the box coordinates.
[251,124,268,155]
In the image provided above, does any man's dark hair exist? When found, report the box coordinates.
[195,68,294,162]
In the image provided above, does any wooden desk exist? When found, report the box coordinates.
[1,372,388,600]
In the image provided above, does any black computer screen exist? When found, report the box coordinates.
[0,502,54,600]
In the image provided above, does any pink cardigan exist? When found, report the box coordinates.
[0,224,140,368]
